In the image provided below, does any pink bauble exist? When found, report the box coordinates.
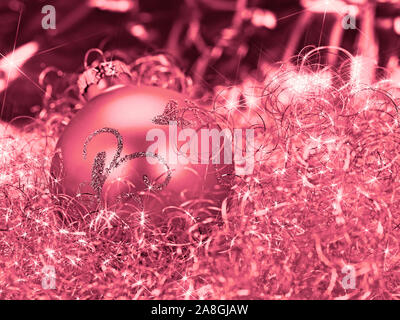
[51,85,233,220]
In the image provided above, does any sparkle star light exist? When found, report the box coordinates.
[1,0,400,301]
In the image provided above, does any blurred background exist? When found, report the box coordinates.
[1,0,400,122]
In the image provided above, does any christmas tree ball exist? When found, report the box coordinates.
[50,85,233,218]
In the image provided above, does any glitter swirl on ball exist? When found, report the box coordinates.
[82,127,172,195]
